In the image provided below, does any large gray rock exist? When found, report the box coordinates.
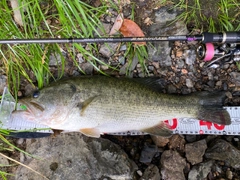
[140,164,161,180]
[148,7,188,67]
[188,160,214,180]
[185,139,207,165]
[160,150,186,180]
[205,139,240,169]
[14,133,137,180]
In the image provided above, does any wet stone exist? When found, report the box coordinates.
[160,150,186,180]
[185,139,207,165]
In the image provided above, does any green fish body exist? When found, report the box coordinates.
[11,76,231,137]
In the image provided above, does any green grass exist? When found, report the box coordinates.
[0,1,111,179]
[0,0,110,98]
[165,0,240,32]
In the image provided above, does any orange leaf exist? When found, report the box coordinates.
[119,19,146,45]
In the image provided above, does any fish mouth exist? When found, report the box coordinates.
[18,99,45,116]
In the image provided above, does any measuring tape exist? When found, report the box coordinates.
[1,87,240,135]
[106,107,240,136]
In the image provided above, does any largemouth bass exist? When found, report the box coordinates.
[11,76,231,138]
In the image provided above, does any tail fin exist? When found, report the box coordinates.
[194,91,231,125]
[198,108,231,125]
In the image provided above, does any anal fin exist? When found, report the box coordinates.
[141,121,172,137]
[80,128,101,138]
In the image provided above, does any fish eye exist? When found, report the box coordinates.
[33,90,40,98]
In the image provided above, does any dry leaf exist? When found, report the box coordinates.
[10,0,23,26]
[109,13,124,35]
[144,17,153,26]
[119,19,146,45]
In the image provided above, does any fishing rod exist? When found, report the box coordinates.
[1,31,240,64]
[1,32,240,44]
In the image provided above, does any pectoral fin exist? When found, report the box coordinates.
[141,121,172,137]
[78,96,99,116]
[80,128,101,138]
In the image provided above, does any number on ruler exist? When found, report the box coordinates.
[164,118,178,130]
[199,120,225,130]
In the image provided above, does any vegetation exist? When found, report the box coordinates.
[164,0,240,32]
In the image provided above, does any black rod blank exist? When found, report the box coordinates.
[0,35,203,44]
[0,32,239,44]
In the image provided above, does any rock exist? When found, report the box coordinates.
[139,144,159,164]
[148,7,188,67]
[140,164,161,180]
[118,56,125,65]
[188,160,214,180]
[205,139,240,169]
[184,49,196,65]
[120,44,127,51]
[0,75,7,94]
[99,43,119,58]
[186,78,194,88]
[14,133,137,180]
[177,59,185,68]
[81,62,94,75]
[230,72,240,86]
[151,135,169,147]
[226,168,233,180]
[160,150,186,180]
[97,22,111,35]
[129,55,139,71]
[76,53,84,63]
[168,134,186,152]
[49,53,63,66]
[23,83,36,97]
[0,155,9,166]
[167,84,177,94]
[225,91,233,99]
[185,139,207,165]
[119,63,128,75]
[185,135,197,143]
